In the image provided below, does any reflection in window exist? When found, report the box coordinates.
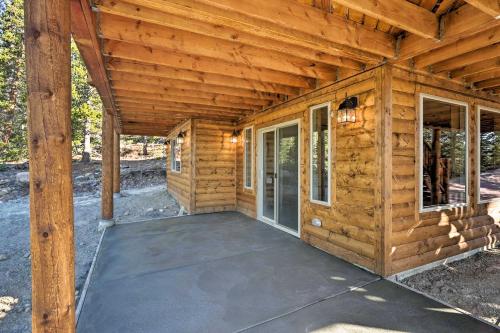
[479,108,500,201]
[244,127,252,188]
[421,97,467,209]
[171,139,181,172]
[311,104,330,203]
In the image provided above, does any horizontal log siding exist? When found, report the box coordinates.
[236,69,380,272]
[193,120,236,213]
[166,119,192,212]
[390,67,500,274]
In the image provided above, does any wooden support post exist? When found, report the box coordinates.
[113,131,120,193]
[374,65,393,277]
[25,0,75,331]
[101,110,114,219]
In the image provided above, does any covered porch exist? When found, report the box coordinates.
[76,212,495,332]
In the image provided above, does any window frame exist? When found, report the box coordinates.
[170,138,182,173]
[243,126,254,190]
[476,105,500,204]
[418,93,469,213]
[309,102,332,206]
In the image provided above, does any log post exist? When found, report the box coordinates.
[101,110,114,219]
[25,0,75,331]
[113,131,120,193]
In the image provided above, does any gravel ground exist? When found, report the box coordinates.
[0,159,179,332]
[402,247,500,327]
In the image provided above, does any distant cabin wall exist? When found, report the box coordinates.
[192,119,237,214]
[390,67,500,275]
[236,68,384,273]
[166,119,193,212]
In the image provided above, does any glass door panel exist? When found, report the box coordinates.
[262,131,275,221]
[277,124,299,231]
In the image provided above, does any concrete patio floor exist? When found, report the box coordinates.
[77,212,496,333]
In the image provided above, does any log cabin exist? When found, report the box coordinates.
[25,0,500,331]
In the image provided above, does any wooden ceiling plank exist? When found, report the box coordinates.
[113,89,261,110]
[450,57,500,78]
[103,0,392,60]
[97,1,364,70]
[106,60,300,96]
[116,99,250,114]
[398,4,499,60]
[99,14,338,80]
[465,68,500,83]
[413,26,500,68]
[464,0,500,18]
[332,0,438,39]
[104,40,315,89]
[112,82,270,106]
[110,72,281,101]
[431,43,500,73]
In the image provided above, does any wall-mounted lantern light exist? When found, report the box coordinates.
[177,131,186,144]
[164,139,170,146]
[231,129,241,144]
[337,96,358,124]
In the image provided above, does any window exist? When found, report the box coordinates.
[310,103,330,204]
[420,94,468,211]
[170,139,181,172]
[478,106,500,202]
[243,127,253,189]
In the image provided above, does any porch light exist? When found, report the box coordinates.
[177,131,185,144]
[231,129,241,144]
[164,139,170,146]
[337,96,358,124]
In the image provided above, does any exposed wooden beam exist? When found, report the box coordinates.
[99,14,338,80]
[464,0,500,18]
[104,40,315,89]
[465,68,500,83]
[431,43,500,73]
[107,60,300,96]
[113,89,263,110]
[122,128,172,136]
[120,109,240,121]
[109,72,282,101]
[26,0,75,331]
[105,0,393,59]
[398,4,499,60]
[475,77,500,89]
[332,0,438,39]
[450,57,500,78]
[414,26,500,68]
[112,81,270,106]
[97,2,365,70]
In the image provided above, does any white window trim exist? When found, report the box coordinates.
[476,105,500,205]
[309,102,331,206]
[170,138,182,173]
[243,126,254,190]
[418,93,469,213]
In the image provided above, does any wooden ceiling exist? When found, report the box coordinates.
[71,0,500,136]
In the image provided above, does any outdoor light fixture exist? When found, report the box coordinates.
[164,139,170,146]
[177,131,185,144]
[337,96,358,124]
[231,129,241,144]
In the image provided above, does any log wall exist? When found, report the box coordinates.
[389,67,500,274]
[166,119,193,212]
[193,119,236,213]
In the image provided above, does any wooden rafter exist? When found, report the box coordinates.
[464,0,500,18]
[431,43,500,73]
[450,57,500,78]
[332,0,439,39]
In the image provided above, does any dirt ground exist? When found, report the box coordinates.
[402,247,500,327]
[0,149,181,332]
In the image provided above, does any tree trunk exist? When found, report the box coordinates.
[142,136,148,155]
[81,118,91,163]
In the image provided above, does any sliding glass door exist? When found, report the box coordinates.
[258,121,300,235]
